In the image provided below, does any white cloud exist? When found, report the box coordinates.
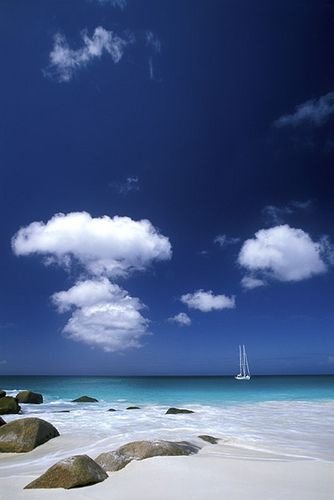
[53,278,149,352]
[238,225,326,283]
[214,234,240,247]
[168,312,191,327]
[241,276,266,290]
[45,27,131,82]
[12,211,172,278]
[274,92,334,128]
[181,290,235,312]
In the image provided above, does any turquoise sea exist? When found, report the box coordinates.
[1,376,334,466]
[1,375,334,405]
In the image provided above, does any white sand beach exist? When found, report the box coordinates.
[1,441,333,500]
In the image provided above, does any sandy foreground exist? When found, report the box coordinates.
[1,442,333,500]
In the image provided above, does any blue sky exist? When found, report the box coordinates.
[1,0,334,375]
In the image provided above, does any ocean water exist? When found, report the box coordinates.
[1,376,334,470]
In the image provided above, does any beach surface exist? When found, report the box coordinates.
[1,442,333,500]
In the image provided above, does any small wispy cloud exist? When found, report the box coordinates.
[274,92,334,128]
[89,0,127,7]
[110,176,140,195]
[328,355,334,365]
[319,235,334,266]
[0,360,7,365]
[44,27,132,82]
[145,31,161,81]
[262,200,312,225]
[214,234,240,248]
[241,276,266,290]
[168,312,191,327]
[145,31,161,54]
[148,57,154,81]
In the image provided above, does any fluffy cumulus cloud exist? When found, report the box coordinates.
[168,312,191,327]
[274,92,334,128]
[53,278,149,352]
[238,225,326,283]
[181,290,235,312]
[13,211,172,353]
[12,211,172,278]
[45,27,131,82]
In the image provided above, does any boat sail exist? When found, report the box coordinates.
[235,344,251,380]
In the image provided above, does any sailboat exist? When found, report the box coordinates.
[235,344,251,380]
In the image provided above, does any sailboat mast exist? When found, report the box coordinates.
[239,345,242,375]
[243,344,250,377]
[242,344,246,377]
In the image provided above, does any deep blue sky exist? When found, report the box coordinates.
[1,0,334,375]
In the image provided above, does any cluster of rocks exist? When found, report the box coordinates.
[0,389,43,415]
[0,388,200,417]
[70,397,197,416]
[24,438,209,490]
[0,390,219,490]
[0,412,219,490]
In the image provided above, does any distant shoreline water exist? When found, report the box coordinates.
[1,375,333,405]
[1,375,334,462]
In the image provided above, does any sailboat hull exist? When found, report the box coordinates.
[235,375,250,380]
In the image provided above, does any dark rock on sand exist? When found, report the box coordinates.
[0,390,6,398]
[16,390,43,404]
[126,406,140,410]
[71,396,98,403]
[95,440,199,472]
[0,417,6,427]
[56,410,70,413]
[0,396,21,415]
[198,435,219,444]
[107,408,117,412]
[165,407,194,414]
[0,417,59,452]
[24,454,108,489]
